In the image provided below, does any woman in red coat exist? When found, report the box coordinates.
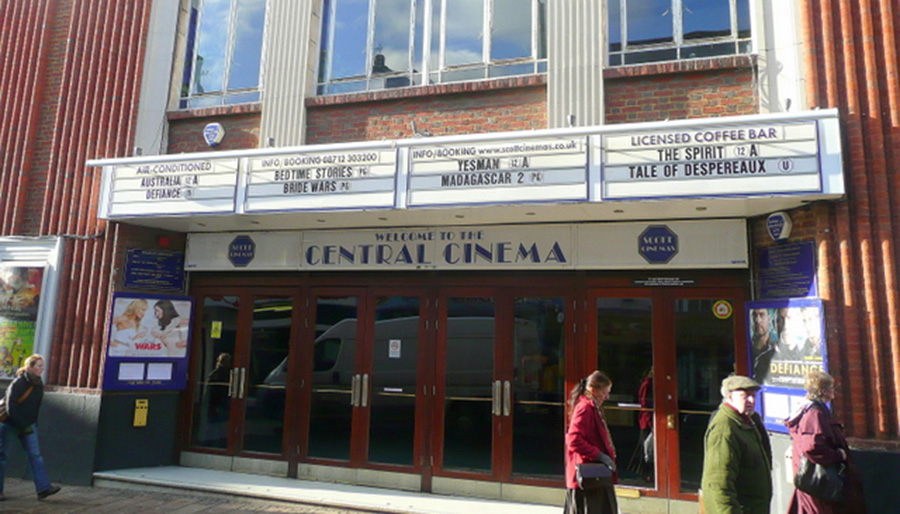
[785,371,865,514]
[564,371,618,514]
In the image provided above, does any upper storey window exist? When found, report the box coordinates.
[317,0,547,95]
[608,0,751,66]
[180,0,267,109]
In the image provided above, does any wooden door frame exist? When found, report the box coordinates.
[661,286,748,502]
[582,283,748,502]
[355,287,433,475]
[182,271,750,499]
[432,286,498,481]
[183,285,301,459]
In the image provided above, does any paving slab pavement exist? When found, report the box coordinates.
[0,477,384,514]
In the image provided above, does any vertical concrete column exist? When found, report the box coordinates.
[260,0,319,147]
[546,0,604,128]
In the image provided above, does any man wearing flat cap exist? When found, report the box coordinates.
[701,375,772,514]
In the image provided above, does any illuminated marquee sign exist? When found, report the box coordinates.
[602,120,823,199]
[107,158,239,216]
[407,137,588,207]
[245,148,397,212]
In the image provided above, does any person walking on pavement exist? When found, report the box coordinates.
[701,375,772,514]
[564,370,618,514]
[0,354,61,501]
[785,371,866,514]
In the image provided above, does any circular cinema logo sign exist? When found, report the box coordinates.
[638,225,679,264]
[228,235,256,268]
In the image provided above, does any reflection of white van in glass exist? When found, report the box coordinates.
[262,316,541,392]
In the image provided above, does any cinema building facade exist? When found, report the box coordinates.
[4,1,899,513]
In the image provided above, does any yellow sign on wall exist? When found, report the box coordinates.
[134,399,149,427]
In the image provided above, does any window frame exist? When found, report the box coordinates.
[180,0,268,109]
[607,0,752,67]
[317,0,547,96]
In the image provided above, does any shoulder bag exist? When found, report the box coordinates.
[576,462,612,490]
[0,384,35,423]
[794,454,846,502]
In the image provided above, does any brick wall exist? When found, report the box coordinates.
[605,68,758,124]
[167,105,262,153]
[305,81,547,145]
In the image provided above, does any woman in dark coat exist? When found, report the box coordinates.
[785,371,865,514]
[564,370,617,514]
[0,354,61,501]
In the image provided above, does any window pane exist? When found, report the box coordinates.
[537,0,547,59]
[181,3,200,98]
[441,67,485,82]
[608,0,621,52]
[488,61,533,78]
[491,0,531,61]
[442,297,494,472]
[191,295,238,449]
[737,0,751,38]
[331,0,369,78]
[683,0,730,40]
[373,0,412,74]
[308,296,358,460]
[368,297,420,466]
[227,0,265,90]
[194,0,231,93]
[242,296,292,454]
[445,0,484,66]
[319,0,333,84]
[596,298,655,488]
[414,1,425,81]
[682,41,738,60]
[675,298,735,493]
[512,298,565,478]
[627,0,673,46]
[223,91,260,104]
[429,4,440,72]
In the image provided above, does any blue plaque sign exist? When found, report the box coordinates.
[228,235,256,267]
[638,225,678,264]
[124,248,185,291]
[759,241,817,298]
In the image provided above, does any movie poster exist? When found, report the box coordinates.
[747,298,826,432]
[0,266,43,379]
[108,295,192,358]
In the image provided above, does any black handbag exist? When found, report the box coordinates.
[794,455,846,503]
[576,462,612,490]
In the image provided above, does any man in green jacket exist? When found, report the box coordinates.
[701,375,772,514]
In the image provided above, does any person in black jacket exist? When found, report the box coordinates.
[0,354,61,501]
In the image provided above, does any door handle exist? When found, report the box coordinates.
[361,373,369,408]
[238,367,247,399]
[492,380,501,416]
[350,375,356,407]
[503,380,511,416]
[228,368,237,398]
[667,414,676,430]
[351,374,359,406]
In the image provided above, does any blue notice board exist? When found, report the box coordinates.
[758,241,817,299]
[124,248,185,291]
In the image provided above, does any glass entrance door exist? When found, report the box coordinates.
[189,290,295,456]
[671,293,742,495]
[306,290,429,471]
[588,287,745,502]
[435,290,568,484]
